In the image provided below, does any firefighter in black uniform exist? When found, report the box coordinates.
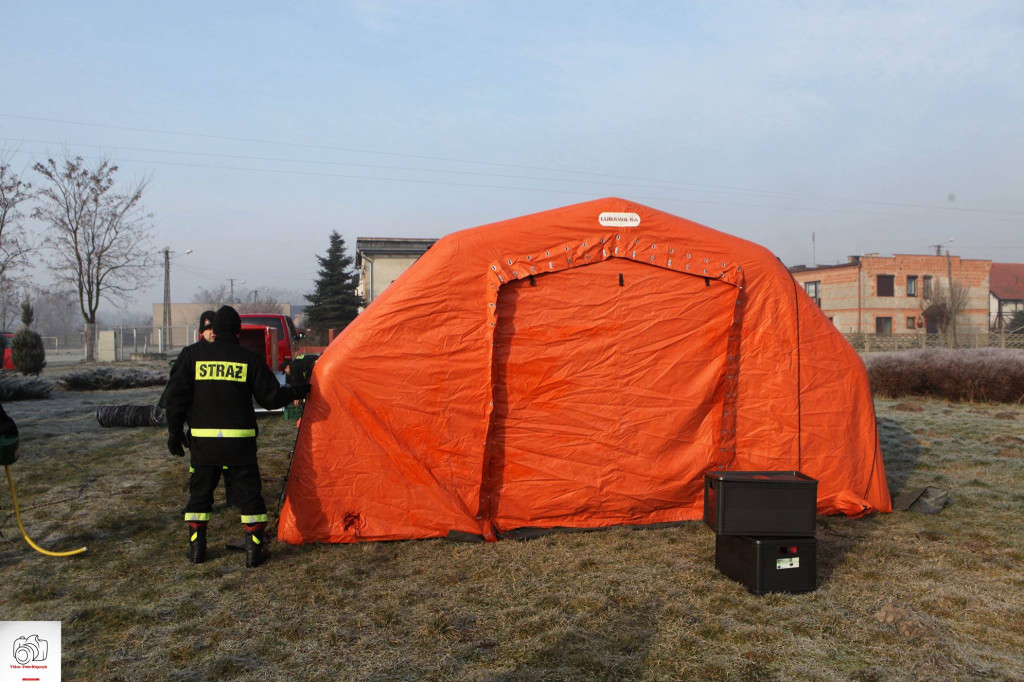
[0,401,19,466]
[284,353,319,386]
[165,306,309,567]
[158,310,243,507]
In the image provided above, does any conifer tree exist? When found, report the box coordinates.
[304,231,362,337]
[1009,309,1024,333]
[20,297,34,328]
[12,295,46,375]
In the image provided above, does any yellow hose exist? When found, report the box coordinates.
[5,465,87,557]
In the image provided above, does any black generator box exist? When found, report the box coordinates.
[715,534,817,595]
[703,470,817,536]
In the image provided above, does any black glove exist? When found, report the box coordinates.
[292,383,312,400]
[0,436,18,466]
[168,430,189,457]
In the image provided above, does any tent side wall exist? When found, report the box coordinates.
[727,252,892,515]
[279,236,494,543]
[790,283,892,514]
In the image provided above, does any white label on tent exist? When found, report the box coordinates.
[598,212,641,227]
[776,557,800,570]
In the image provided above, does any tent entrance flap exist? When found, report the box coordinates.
[484,259,738,533]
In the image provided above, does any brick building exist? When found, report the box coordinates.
[989,263,1024,330]
[790,254,991,335]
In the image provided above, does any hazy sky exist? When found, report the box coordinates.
[2,1,1022,315]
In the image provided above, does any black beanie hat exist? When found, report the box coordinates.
[199,310,216,332]
[212,305,241,337]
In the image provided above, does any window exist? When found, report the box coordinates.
[906,316,916,330]
[923,275,933,298]
[877,275,895,297]
[906,275,918,297]
[876,317,892,334]
[804,280,821,307]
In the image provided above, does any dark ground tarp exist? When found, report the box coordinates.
[96,405,166,428]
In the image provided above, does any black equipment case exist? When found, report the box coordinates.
[703,470,817,537]
[715,534,818,595]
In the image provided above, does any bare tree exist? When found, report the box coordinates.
[923,279,968,347]
[31,286,87,336]
[0,279,21,331]
[0,152,36,331]
[98,309,153,329]
[0,151,35,302]
[33,156,156,361]
[191,283,230,307]
[235,291,285,314]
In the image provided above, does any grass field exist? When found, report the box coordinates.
[2,379,1023,680]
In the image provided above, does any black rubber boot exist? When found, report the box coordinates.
[188,522,207,564]
[244,523,270,568]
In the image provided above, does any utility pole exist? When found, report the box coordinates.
[811,232,816,268]
[162,247,193,351]
[947,247,956,348]
[228,278,245,304]
[925,239,956,345]
[162,248,172,336]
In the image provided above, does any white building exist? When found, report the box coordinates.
[355,238,437,305]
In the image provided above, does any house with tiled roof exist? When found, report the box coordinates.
[990,263,1024,330]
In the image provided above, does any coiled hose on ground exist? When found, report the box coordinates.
[5,465,87,557]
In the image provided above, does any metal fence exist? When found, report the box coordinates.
[41,334,87,351]
[24,327,1024,361]
[843,332,1024,353]
[34,327,195,361]
[102,326,197,361]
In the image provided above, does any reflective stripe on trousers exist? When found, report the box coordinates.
[190,428,256,438]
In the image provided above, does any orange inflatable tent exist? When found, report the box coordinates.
[278,198,891,544]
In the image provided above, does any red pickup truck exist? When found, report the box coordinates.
[238,313,302,372]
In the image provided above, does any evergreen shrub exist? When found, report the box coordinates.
[11,327,46,375]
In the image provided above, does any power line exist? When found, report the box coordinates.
[1,135,819,201]
[175,262,314,283]
[6,135,1023,217]
[952,245,1024,250]
[4,146,1019,224]
[3,112,1022,217]
[0,111,747,187]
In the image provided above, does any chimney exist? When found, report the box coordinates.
[847,255,861,264]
